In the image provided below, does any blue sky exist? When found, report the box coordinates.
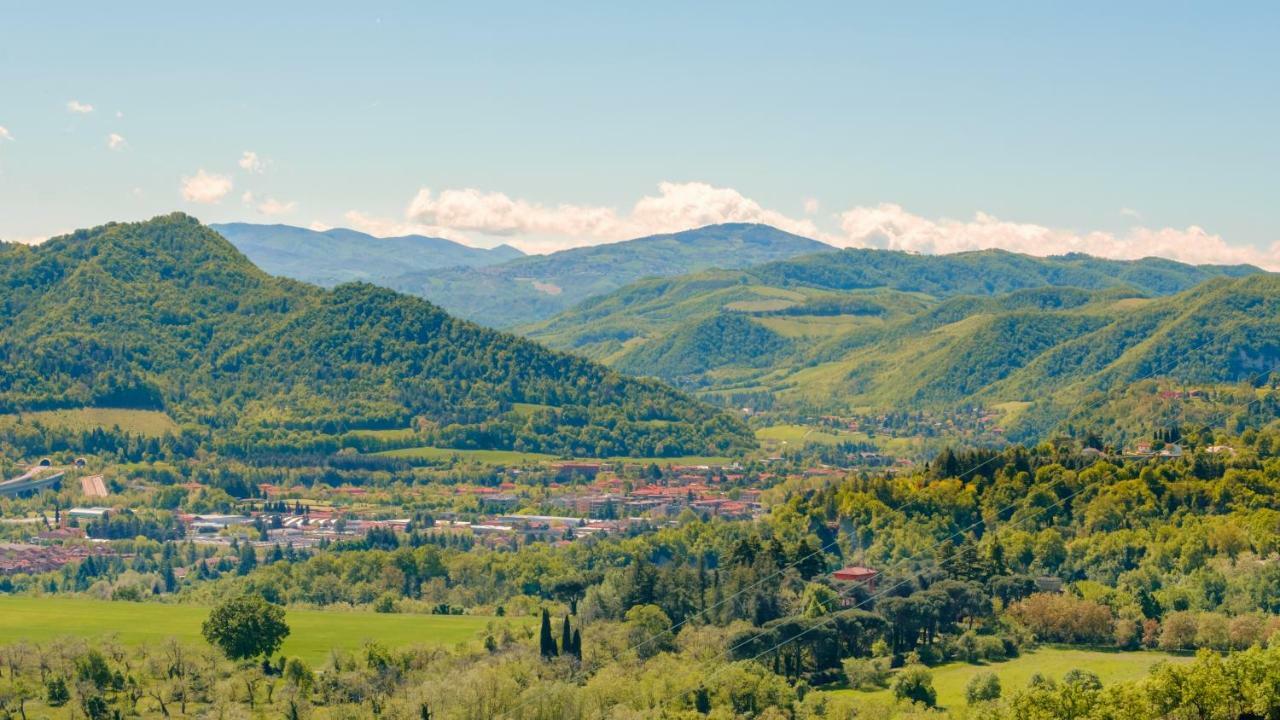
[1,1,1277,264]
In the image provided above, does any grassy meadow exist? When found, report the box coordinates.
[0,408,179,437]
[0,596,526,665]
[375,444,732,467]
[822,645,1192,710]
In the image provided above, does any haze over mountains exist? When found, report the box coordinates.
[218,222,834,328]
[212,223,524,287]
[0,214,752,458]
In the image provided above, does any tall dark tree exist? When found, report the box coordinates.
[560,616,572,659]
[539,608,558,658]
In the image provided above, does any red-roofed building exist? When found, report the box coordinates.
[833,566,879,592]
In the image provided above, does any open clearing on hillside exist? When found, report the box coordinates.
[0,408,179,437]
[376,446,562,464]
[822,646,1191,709]
[756,423,868,446]
[375,445,731,466]
[0,596,525,665]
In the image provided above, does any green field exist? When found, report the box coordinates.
[756,423,868,447]
[0,408,179,437]
[0,596,525,665]
[823,646,1191,710]
[376,445,562,465]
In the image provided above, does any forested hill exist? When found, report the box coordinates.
[524,249,1275,440]
[383,223,835,328]
[752,246,1260,296]
[0,214,754,458]
[211,222,523,287]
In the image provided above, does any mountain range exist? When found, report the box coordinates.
[216,222,835,328]
[9,214,1274,450]
[212,223,524,287]
[0,214,753,458]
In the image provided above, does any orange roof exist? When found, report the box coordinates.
[833,566,878,581]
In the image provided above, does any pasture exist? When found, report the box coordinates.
[0,596,525,665]
[0,408,179,437]
[822,645,1191,710]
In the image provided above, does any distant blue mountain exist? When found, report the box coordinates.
[385,223,837,327]
[212,223,524,286]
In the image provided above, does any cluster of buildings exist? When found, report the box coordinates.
[0,540,107,575]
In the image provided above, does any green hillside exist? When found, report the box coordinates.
[0,214,754,458]
[524,252,1275,440]
[385,223,835,328]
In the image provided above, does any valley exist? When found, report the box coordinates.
[0,215,1276,720]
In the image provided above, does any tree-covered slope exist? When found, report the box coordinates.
[384,223,835,328]
[212,223,523,286]
[0,214,754,458]
[752,247,1259,297]
[522,246,1274,439]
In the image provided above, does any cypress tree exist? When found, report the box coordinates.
[694,685,711,714]
[571,628,582,659]
[539,608,558,658]
[560,616,572,658]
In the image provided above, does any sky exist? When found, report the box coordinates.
[1,1,1278,266]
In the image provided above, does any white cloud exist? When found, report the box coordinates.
[106,133,126,151]
[308,221,334,232]
[0,126,12,142]
[403,181,827,252]
[238,151,265,174]
[837,203,1280,270]
[180,169,233,204]
[3,234,50,246]
[342,210,474,244]
[1120,207,1142,220]
[256,197,297,216]
[66,100,94,114]
[355,181,1280,265]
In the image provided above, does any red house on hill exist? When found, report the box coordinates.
[833,565,879,592]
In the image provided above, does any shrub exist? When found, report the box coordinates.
[1113,618,1141,650]
[914,643,943,666]
[977,635,1007,661]
[1229,614,1266,650]
[965,671,1002,704]
[843,657,891,690]
[1196,613,1230,651]
[46,677,70,707]
[892,665,937,707]
[1141,619,1161,648]
[1007,593,1114,644]
[1159,612,1198,651]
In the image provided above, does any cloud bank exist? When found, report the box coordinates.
[400,181,826,252]
[838,203,1279,269]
